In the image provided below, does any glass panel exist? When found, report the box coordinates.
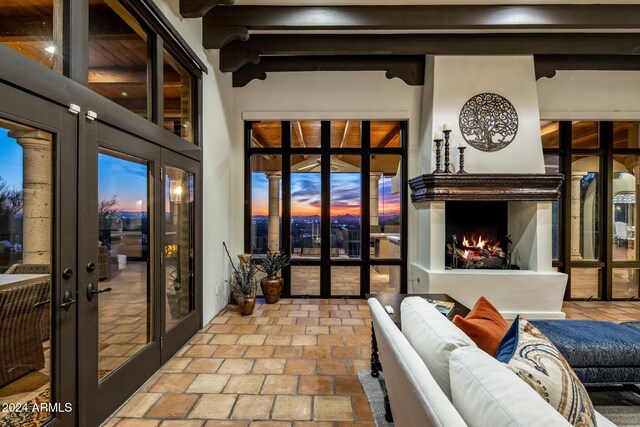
[371,122,401,148]
[291,121,321,148]
[331,121,361,148]
[163,49,193,143]
[571,268,600,299]
[0,0,62,72]
[613,122,640,149]
[291,155,321,259]
[371,155,401,259]
[165,166,194,331]
[371,265,400,294]
[571,155,600,261]
[612,268,640,299]
[544,154,561,260]
[331,155,361,259]
[291,266,319,296]
[572,121,599,149]
[331,266,360,296]
[541,121,559,149]
[251,156,282,255]
[0,122,53,425]
[251,121,281,148]
[613,155,639,261]
[89,0,150,119]
[98,149,151,381]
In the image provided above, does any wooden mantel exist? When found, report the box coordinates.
[409,173,564,204]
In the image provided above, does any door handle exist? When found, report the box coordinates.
[87,282,112,301]
[60,290,77,311]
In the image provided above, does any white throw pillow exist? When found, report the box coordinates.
[449,346,572,427]
[401,297,475,400]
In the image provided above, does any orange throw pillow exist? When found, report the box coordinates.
[453,296,509,356]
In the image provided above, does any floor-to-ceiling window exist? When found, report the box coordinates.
[542,120,640,301]
[245,120,408,298]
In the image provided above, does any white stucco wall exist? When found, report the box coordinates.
[537,71,640,120]
[233,71,424,271]
[153,0,235,325]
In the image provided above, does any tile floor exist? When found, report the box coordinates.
[103,298,640,427]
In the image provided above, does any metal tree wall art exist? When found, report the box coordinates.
[458,93,519,152]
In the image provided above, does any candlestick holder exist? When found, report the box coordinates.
[443,130,452,173]
[457,147,468,174]
[433,139,443,173]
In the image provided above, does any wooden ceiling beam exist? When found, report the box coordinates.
[231,55,425,86]
[180,0,235,19]
[340,121,354,149]
[379,123,401,148]
[534,55,640,79]
[221,33,640,72]
[204,5,640,32]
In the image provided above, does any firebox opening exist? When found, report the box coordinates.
[445,201,518,270]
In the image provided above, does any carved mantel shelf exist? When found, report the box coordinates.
[409,173,564,204]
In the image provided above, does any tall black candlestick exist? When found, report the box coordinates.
[443,130,452,173]
[433,139,443,173]
[457,147,468,174]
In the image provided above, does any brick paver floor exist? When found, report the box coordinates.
[103,298,640,427]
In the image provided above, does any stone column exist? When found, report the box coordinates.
[370,173,382,227]
[266,172,281,252]
[10,130,52,264]
[571,172,585,260]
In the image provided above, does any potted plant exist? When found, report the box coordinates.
[257,249,290,304]
[224,242,257,315]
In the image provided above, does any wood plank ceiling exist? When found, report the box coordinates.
[180,1,640,87]
[0,0,187,125]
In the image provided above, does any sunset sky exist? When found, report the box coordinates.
[252,172,400,217]
[98,152,148,213]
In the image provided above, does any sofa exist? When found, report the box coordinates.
[368,297,617,427]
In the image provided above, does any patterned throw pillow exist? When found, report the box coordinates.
[495,316,597,427]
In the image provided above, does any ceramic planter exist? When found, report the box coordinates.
[260,275,284,304]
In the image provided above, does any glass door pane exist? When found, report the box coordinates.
[0,122,54,425]
[291,155,321,259]
[571,155,601,261]
[370,155,402,260]
[612,155,639,261]
[164,166,195,331]
[330,155,361,259]
[98,149,152,381]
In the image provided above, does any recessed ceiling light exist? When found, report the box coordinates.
[44,45,56,54]
[121,92,128,97]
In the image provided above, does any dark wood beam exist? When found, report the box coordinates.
[204,5,640,31]
[203,25,249,49]
[180,0,235,19]
[534,55,640,79]
[220,33,640,72]
[232,55,425,87]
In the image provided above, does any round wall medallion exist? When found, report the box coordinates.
[458,93,519,152]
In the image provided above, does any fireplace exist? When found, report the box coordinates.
[445,201,516,270]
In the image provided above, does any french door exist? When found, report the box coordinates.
[0,81,77,426]
[77,122,201,424]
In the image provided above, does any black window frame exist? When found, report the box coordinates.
[244,120,409,299]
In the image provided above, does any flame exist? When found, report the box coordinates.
[463,250,469,259]
[460,235,499,251]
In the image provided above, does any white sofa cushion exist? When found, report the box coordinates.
[449,346,572,427]
[401,296,476,400]
[369,298,467,427]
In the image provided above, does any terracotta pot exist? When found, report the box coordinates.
[260,275,284,304]
[233,284,257,316]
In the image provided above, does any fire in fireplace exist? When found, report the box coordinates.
[445,201,518,270]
